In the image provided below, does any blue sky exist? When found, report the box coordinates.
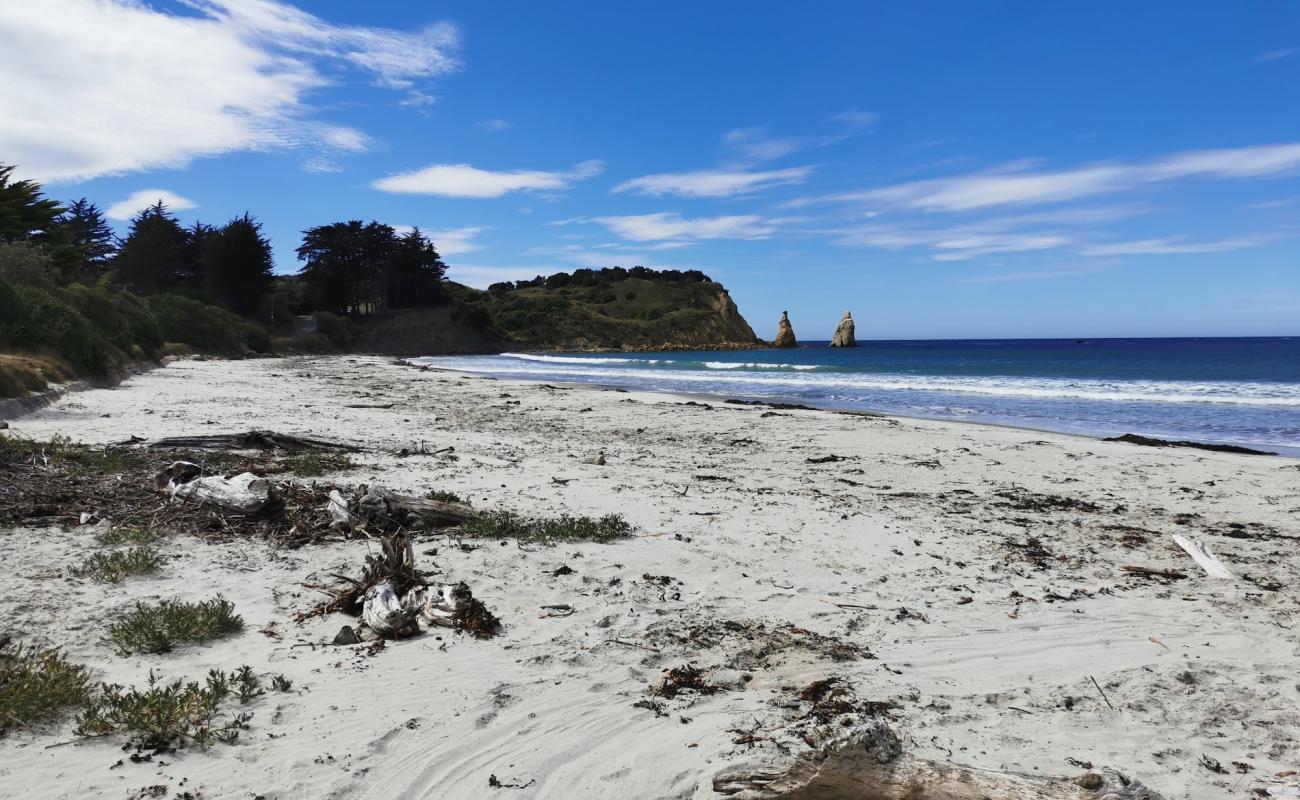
[3,1,1298,338]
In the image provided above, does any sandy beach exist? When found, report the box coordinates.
[2,354,1297,799]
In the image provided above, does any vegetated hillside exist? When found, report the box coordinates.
[447,267,762,351]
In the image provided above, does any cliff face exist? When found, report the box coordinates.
[830,311,856,347]
[447,270,763,351]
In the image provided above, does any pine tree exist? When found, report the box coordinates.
[112,201,187,293]
[389,227,448,308]
[52,198,117,283]
[203,213,274,316]
[0,164,62,244]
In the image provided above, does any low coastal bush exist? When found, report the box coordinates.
[462,511,633,544]
[285,450,355,477]
[76,667,260,749]
[427,489,468,505]
[0,639,93,732]
[94,527,162,546]
[314,311,356,348]
[72,546,163,583]
[108,597,244,655]
[146,294,273,355]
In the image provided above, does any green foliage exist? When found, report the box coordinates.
[0,165,62,244]
[284,450,355,477]
[64,284,164,358]
[73,547,163,583]
[146,293,273,354]
[108,597,244,655]
[314,311,355,348]
[76,668,255,750]
[426,489,467,505]
[448,269,757,349]
[461,511,633,544]
[0,240,56,287]
[113,202,189,293]
[204,213,274,316]
[52,199,116,283]
[298,221,447,315]
[95,527,162,546]
[0,639,93,732]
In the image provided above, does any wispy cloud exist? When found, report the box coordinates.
[612,166,813,198]
[831,205,1144,261]
[393,224,487,255]
[0,0,460,182]
[722,112,876,164]
[474,119,511,132]
[957,264,1114,283]
[372,160,604,198]
[789,142,1300,212]
[1254,48,1297,63]
[106,189,197,221]
[444,265,546,289]
[591,213,779,242]
[1080,237,1266,256]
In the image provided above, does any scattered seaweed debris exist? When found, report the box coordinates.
[653,664,722,699]
[994,488,1104,513]
[796,677,897,724]
[1104,434,1276,456]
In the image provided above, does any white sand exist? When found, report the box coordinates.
[2,355,1297,799]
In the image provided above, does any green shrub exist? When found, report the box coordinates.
[94,527,162,546]
[0,639,93,732]
[76,668,256,749]
[64,284,163,357]
[146,294,272,355]
[315,311,355,348]
[8,285,112,373]
[285,450,355,477]
[461,511,633,544]
[108,597,244,655]
[72,547,163,583]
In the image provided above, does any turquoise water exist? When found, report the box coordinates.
[411,338,1300,455]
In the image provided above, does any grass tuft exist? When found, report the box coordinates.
[461,511,632,544]
[284,451,355,477]
[426,489,468,505]
[108,597,244,655]
[0,639,93,732]
[72,547,163,583]
[94,527,162,546]
[75,668,255,750]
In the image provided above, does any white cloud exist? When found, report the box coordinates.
[723,128,809,162]
[0,0,460,182]
[1254,48,1296,62]
[612,166,813,198]
[791,142,1300,212]
[1080,237,1265,256]
[831,110,878,129]
[372,160,604,198]
[592,213,778,241]
[106,189,198,221]
[957,265,1114,283]
[474,119,511,132]
[428,226,486,255]
[444,265,546,288]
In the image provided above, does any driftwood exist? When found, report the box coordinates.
[343,485,477,533]
[1121,565,1187,580]
[154,460,274,515]
[1171,534,1234,579]
[713,722,1162,800]
[148,430,357,453]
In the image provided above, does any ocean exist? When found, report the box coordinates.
[410,337,1300,456]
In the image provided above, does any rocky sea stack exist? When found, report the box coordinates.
[830,310,856,347]
[773,310,797,348]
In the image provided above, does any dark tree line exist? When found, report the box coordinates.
[1,163,456,325]
[297,221,447,315]
[488,266,711,293]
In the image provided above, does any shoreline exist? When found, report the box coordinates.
[3,355,1297,799]
[406,357,1300,459]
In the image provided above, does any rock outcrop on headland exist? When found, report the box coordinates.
[445,267,762,351]
[830,310,856,347]
[773,310,797,348]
